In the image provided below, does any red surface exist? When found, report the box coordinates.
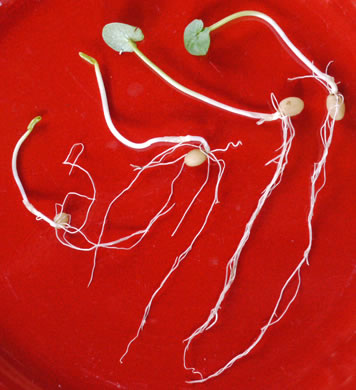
[1,1,356,389]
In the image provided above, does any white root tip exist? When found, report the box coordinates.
[184,149,207,167]
[278,97,304,117]
[326,94,345,121]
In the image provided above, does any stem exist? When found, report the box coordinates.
[79,52,211,152]
[208,10,338,94]
[12,117,61,229]
[128,41,280,122]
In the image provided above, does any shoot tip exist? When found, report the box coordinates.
[79,52,98,66]
[27,116,42,132]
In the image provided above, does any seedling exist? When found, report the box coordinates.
[78,51,243,285]
[12,116,67,229]
[78,54,243,349]
[182,11,345,383]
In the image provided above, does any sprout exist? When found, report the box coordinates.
[12,117,67,229]
[184,19,210,56]
[102,22,144,53]
[181,10,345,384]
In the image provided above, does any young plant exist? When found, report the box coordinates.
[78,52,245,287]
[182,10,345,383]
[78,54,242,352]
[12,116,70,230]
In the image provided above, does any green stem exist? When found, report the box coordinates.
[208,11,257,31]
[207,10,338,94]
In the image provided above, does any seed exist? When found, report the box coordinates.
[54,212,70,228]
[326,94,345,120]
[184,149,207,167]
[279,97,304,117]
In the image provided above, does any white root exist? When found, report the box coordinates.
[119,141,241,363]
[184,114,295,383]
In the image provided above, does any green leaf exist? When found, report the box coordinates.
[102,23,144,53]
[184,19,210,56]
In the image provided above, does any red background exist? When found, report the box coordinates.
[1,0,355,389]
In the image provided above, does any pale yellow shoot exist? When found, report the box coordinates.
[79,52,98,66]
